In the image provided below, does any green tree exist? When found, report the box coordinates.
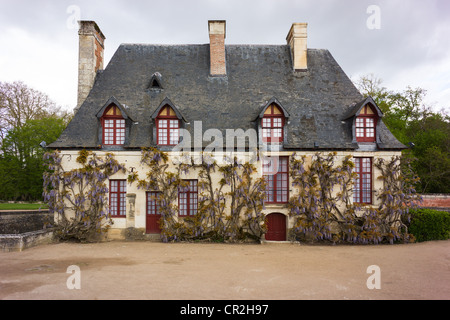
[0,117,67,200]
[0,81,71,201]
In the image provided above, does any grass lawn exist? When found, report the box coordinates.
[0,203,49,211]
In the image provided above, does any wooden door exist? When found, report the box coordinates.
[265,213,286,241]
[146,192,161,234]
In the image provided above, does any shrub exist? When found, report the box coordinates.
[409,209,450,242]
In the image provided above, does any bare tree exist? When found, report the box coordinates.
[0,81,70,141]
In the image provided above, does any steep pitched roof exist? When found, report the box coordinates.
[49,43,405,150]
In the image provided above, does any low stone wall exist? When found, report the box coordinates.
[0,210,54,252]
[0,210,53,234]
[0,229,54,252]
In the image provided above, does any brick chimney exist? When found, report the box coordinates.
[208,20,226,76]
[76,21,106,111]
[286,23,308,71]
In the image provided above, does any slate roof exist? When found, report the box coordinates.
[49,43,406,151]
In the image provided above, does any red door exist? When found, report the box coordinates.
[265,213,286,241]
[146,192,161,234]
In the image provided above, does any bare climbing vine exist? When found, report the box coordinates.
[288,153,421,244]
[43,148,421,245]
[130,149,267,242]
[43,150,125,242]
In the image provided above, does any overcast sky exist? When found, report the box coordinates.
[0,0,449,112]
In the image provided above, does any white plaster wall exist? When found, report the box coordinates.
[56,150,402,236]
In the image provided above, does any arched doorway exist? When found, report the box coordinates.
[265,213,286,241]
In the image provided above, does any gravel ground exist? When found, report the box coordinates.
[0,240,449,300]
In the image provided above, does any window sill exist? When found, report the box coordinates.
[264,203,288,208]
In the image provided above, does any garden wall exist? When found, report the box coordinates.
[0,210,54,252]
[0,210,52,234]
[421,194,450,212]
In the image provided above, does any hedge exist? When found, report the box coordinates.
[409,209,450,242]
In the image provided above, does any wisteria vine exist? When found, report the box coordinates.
[43,150,125,241]
[130,149,267,242]
[288,153,422,244]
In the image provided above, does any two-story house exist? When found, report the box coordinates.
[48,20,405,241]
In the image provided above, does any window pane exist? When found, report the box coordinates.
[353,158,372,204]
[263,157,288,203]
[158,129,168,145]
[159,120,167,128]
[273,128,282,138]
[356,128,364,137]
[117,119,125,128]
[147,192,160,215]
[265,189,274,202]
[362,158,371,172]
[179,180,198,216]
[279,158,288,173]
[169,128,179,145]
[110,180,126,216]
[110,181,117,192]
[356,118,364,127]
[273,118,282,127]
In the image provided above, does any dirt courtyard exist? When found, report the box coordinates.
[0,240,449,300]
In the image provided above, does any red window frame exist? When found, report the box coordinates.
[263,156,289,204]
[109,180,126,217]
[102,105,125,146]
[262,104,285,144]
[156,106,179,146]
[178,180,198,216]
[353,157,372,204]
[356,105,377,143]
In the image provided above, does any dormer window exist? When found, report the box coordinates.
[356,104,377,143]
[102,105,125,145]
[156,105,179,146]
[149,72,163,90]
[262,104,285,144]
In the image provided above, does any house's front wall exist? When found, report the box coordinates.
[57,149,402,241]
